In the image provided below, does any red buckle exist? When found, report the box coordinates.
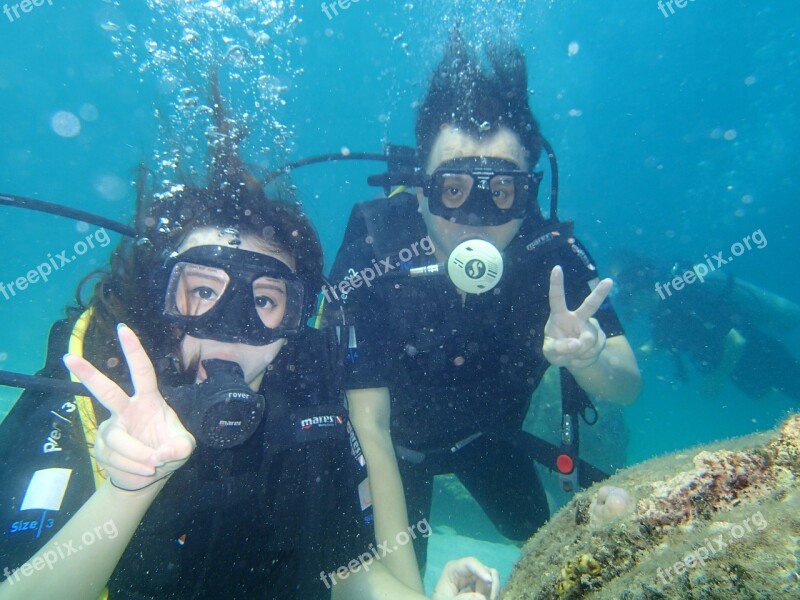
[556,454,574,474]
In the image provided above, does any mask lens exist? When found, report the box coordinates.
[252,276,289,329]
[489,175,518,210]
[166,263,231,318]
[438,173,474,208]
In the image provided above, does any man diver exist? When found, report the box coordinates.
[328,33,642,570]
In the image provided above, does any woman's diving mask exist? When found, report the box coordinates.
[159,245,315,346]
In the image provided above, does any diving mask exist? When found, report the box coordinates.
[160,245,315,346]
[425,157,542,227]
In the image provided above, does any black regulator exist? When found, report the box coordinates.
[163,359,265,449]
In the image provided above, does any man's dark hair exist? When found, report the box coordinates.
[415,30,542,169]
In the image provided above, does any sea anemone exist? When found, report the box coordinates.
[589,485,636,527]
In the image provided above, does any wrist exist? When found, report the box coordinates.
[567,354,601,371]
[107,474,172,495]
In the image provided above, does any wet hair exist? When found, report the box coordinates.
[80,82,323,379]
[415,30,543,169]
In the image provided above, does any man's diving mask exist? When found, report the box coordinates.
[425,157,542,227]
[160,245,314,346]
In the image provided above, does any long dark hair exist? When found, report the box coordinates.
[80,81,323,381]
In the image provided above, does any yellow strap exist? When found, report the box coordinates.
[67,309,113,600]
[67,308,107,490]
[387,185,408,198]
[312,294,326,330]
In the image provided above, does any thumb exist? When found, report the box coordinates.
[154,433,196,465]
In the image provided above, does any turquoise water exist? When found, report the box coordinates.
[1,0,799,592]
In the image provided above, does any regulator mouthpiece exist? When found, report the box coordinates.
[163,359,265,449]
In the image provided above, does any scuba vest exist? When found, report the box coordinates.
[0,311,365,599]
[329,191,609,492]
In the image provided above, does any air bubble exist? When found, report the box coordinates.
[79,104,99,121]
[182,29,199,44]
[225,45,248,67]
[51,111,81,138]
[95,174,128,201]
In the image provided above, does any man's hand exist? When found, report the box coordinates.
[543,265,610,369]
[432,557,500,600]
[63,323,196,491]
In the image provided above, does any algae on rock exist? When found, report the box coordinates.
[501,415,800,599]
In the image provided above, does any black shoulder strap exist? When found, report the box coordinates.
[351,192,422,260]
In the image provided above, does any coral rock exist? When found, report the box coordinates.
[638,450,773,530]
[501,414,800,599]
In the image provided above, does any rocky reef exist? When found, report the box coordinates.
[501,414,800,599]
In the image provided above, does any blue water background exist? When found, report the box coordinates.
[1,0,799,590]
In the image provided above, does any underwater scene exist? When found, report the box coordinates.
[1,0,799,598]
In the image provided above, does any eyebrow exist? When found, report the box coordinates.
[253,279,287,297]
[183,267,227,284]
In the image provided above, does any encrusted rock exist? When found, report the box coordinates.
[501,414,800,599]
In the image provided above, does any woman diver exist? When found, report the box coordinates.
[0,106,498,600]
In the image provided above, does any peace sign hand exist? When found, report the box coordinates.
[542,266,610,369]
[63,324,196,491]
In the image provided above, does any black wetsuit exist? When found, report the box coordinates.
[0,317,371,599]
[328,193,624,566]
[650,278,800,400]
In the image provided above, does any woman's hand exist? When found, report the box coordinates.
[63,323,196,491]
[432,557,500,600]
[543,266,610,369]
